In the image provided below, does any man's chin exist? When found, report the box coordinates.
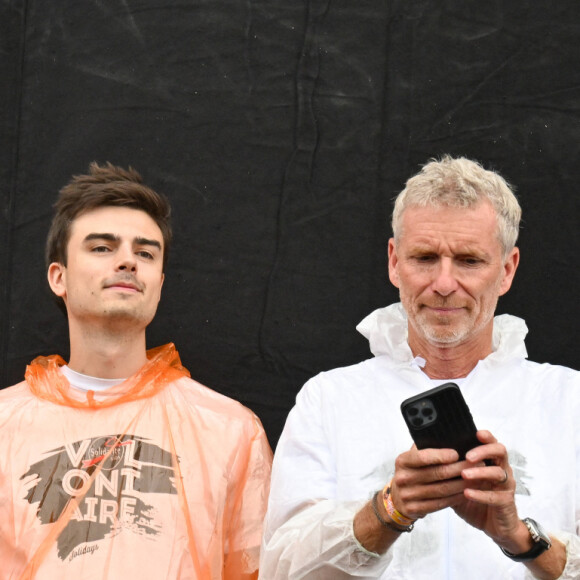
[425,332,467,347]
[100,307,155,325]
[416,320,469,346]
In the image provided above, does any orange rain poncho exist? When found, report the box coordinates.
[0,344,272,580]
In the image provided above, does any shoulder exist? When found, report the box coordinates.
[167,376,265,430]
[165,377,272,468]
[308,356,389,384]
[0,380,34,406]
[479,358,580,410]
[516,359,579,385]
[294,355,399,412]
[0,381,37,428]
[304,356,394,390]
[520,360,580,401]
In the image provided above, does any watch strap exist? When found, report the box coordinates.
[500,518,552,562]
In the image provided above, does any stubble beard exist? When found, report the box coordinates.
[403,295,500,348]
[100,301,156,328]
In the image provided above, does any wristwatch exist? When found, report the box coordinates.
[501,518,552,562]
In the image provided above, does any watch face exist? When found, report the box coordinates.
[523,518,552,548]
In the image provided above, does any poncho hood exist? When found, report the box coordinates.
[25,343,190,409]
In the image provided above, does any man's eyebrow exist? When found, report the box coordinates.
[454,246,490,258]
[134,237,162,250]
[83,233,119,243]
[83,233,162,250]
[407,244,436,253]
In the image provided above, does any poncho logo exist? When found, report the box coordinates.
[20,434,177,560]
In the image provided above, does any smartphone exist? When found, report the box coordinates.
[400,383,481,460]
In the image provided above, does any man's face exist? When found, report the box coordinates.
[48,206,165,329]
[388,201,519,349]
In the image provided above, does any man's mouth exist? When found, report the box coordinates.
[103,278,143,292]
[423,305,465,314]
[109,283,139,291]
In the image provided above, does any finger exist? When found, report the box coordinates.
[394,455,466,492]
[414,459,473,485]
[392,468,471,518]
[462,465,511,487]
[465,441,508,465]
[463,486,514,505]
[398,447,460,470]
[401,491,466,518]
[415,477,469,500]
[475,430,496,444]
[499,468,509,485]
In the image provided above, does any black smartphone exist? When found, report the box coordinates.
[400,383,481,460]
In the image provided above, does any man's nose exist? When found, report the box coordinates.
[116,246,137,272]
[431,259,458,296]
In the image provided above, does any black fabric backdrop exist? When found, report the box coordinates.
[1,1,579,448]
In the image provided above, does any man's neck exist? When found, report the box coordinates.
[67,321,149,379]
[408,331,493,380]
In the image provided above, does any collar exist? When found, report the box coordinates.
[356,302,528,364]
[25,343,190,408]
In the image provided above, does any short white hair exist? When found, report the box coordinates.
[392,156,521,256]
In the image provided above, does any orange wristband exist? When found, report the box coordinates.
[371,491,413,533]
[382,480,416,527]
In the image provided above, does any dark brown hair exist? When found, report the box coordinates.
[46,162,172,270]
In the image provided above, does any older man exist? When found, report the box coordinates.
[260,156,579,579]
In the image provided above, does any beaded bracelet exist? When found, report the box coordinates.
[382,480,416,528]
[371,491,414,533]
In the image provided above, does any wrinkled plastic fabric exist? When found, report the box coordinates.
[261,499,390,579]
[0,344,272,580]
[25,343,190,409]
[260,305,580,579]
[356,303,529,363]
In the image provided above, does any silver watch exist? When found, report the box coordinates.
[501,518,552,562]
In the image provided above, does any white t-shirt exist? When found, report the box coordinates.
[60,366,127,392]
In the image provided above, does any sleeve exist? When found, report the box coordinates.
[547,533,580,580]
[540,369,580,580]
[259,379,393,579]
[224,413,273,580]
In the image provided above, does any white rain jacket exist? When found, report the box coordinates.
[260,303,580,579]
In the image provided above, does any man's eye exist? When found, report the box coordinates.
[137,251,154,259]
[92,246,110,253]
[415,255,436,262]
[462,257,482,266]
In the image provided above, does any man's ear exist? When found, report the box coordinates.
[388,238,400,288]
[498,247,520,296]
[157,273,165,303]
[47,262,67,298]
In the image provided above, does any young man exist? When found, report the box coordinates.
[0,163,272,579]
[260,156,579,579]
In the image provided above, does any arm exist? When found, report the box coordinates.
[453,430,568,579]
[260,380,474,580]
[356,430,577,578]
[260,382,473,578]
[353,445,468,554]
[259,382,395,579]
[224,415,273,580]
